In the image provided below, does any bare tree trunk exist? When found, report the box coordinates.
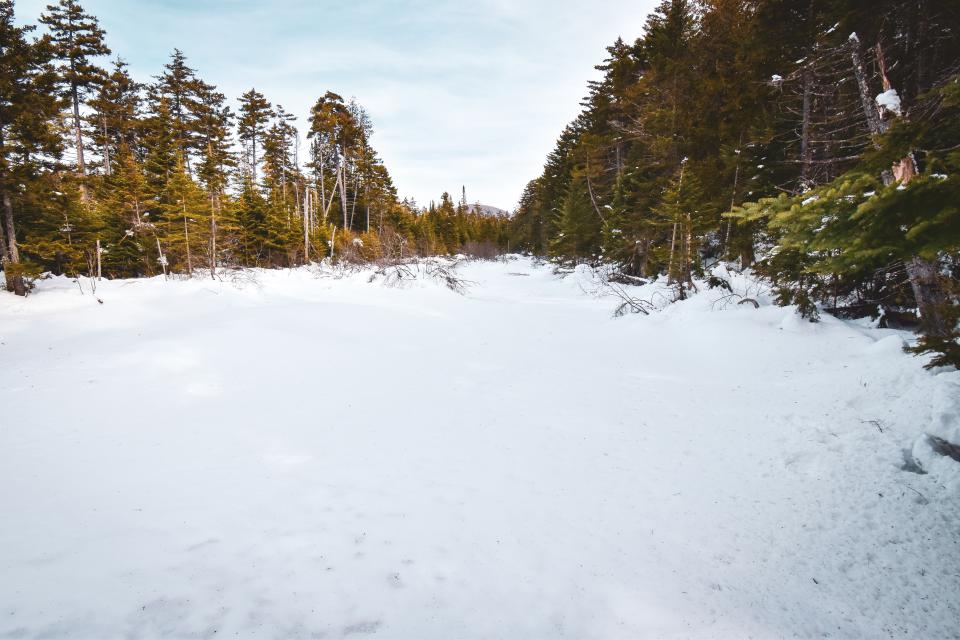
[324,171,339,223]
[875,42,893,92]
[667,223,678,282]
[251,134,257,184]
[318,146,327,213]
[0,219,7,269]
[906,257,951,337]
[294,177,301,227]
[800,65,814,187]
[101,115,112,176]
[585,171,606,223]
[96,238,102,280]
[209,192,219,279]
[723,139,742,259]
[183,201,192,274]
[666,161,686,283]
[849,34,886,142]
[71,83,89,204]
[2,189,26,295]
[0,192,10,290]
[349,175,359,230]
[155,237,167,279]
[339,164,349,230]
[305,186,311,231]
[303,186,310,263]
[156,242,170,277]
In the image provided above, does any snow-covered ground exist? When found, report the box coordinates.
[1,257,958,639]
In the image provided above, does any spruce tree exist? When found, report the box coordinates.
[142,95,177,192]
[1,1,63,295]
[308,91,360,229]
[237,89,273,183]
[154,49,201,160]
[262,106,300,262]
[192,80,233,277]
[235,180,271,265]
[160,153,210,274]
[96,143,152,276]
[552,179,601,261]
[39,0,110,201]
[88,58,140,177]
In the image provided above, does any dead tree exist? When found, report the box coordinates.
[848,33,951,338]
[1,189,25,295]
[778,38,876,190]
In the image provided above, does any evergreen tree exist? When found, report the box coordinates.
[87,58,140,177]
[237,88,273,183]
[1,1,62,295]
[234,179,271,265]
[2,0,512,286]
[159,153,210,274]
[154,49,200,160]
[97,143,154,276]
[142,95,177,192]
[193,79,233,277]
[552,179,601,260]
[39,0,110,201]
[308,91,361,230]
[262,106,301,263]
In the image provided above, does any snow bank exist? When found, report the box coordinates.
[912,370,960,487]
[1,257,957,639]
[928,372,960,445]
[568,260,960,489]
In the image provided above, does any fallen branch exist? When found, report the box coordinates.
[370,258,473,295]
[929,435,960,463]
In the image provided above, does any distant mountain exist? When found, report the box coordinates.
[466,203,511,218]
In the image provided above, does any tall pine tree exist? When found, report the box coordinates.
[40,0,110,202]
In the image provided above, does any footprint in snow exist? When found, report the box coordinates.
[342,620,382,636]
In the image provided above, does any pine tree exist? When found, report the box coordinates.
[3,1,516,279]
[651,160,710,289]
[237,88,273,184]
[87,58,140,177]
[1,1,63,295]
[262,106,301,263]
[19,168,99,277]
[552,178,601,261]
[159,153,210,274]
[97,143,154,276]
[192,79,233,277]
[154,49,200,160]
[142,95,177,192]
[308,91,360,230]
[234,179,270,265]
[40,0,110,202]
[510,180,546,254]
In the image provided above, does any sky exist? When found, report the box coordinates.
[15,0,656,210]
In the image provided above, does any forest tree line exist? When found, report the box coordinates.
[0,0,507,296]
[510,0,960,366]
